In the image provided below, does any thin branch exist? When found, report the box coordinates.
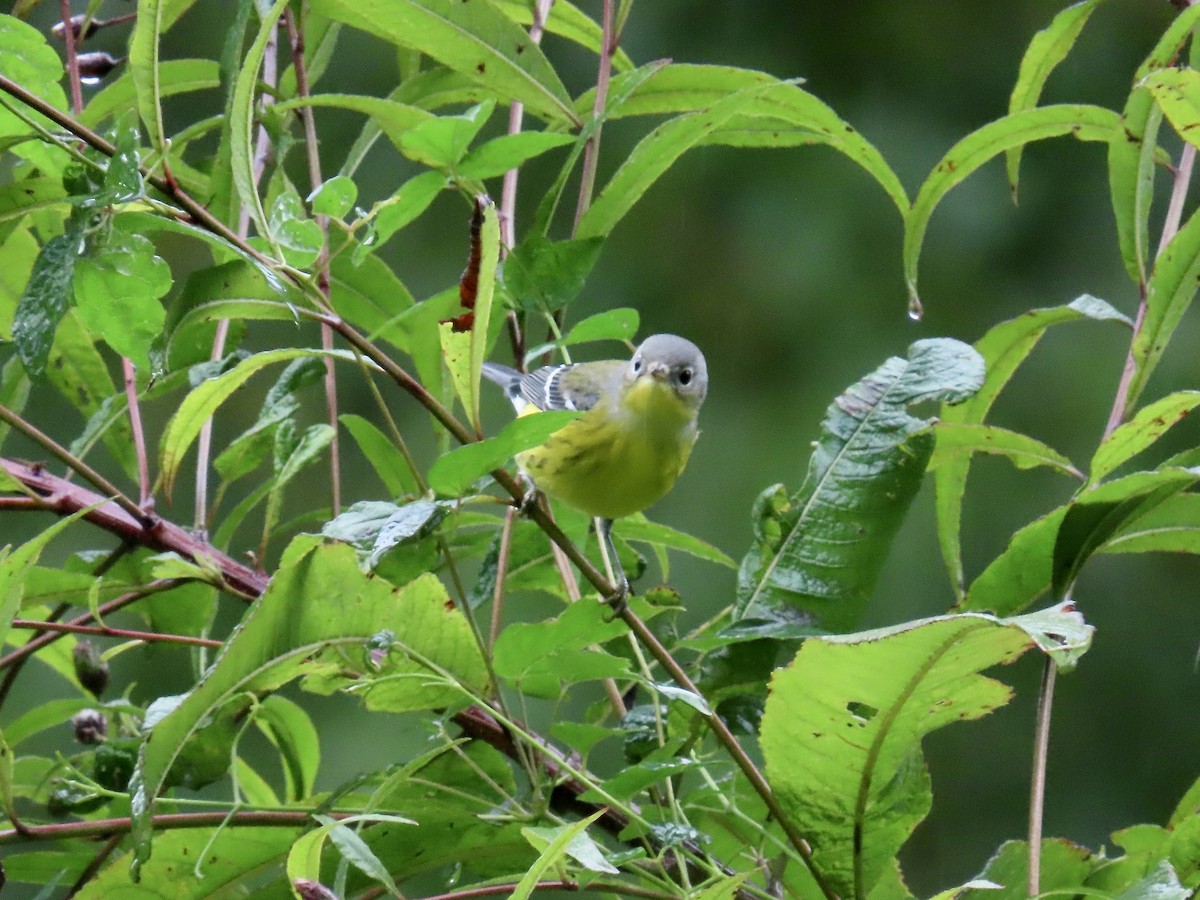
[0,458,266,599]
[285,4,341,516]
[1028,658,1056,898]
[0,579,187,674]
[0,810,342,845]
[572,0,616,235]
[196,18,279,533]
[0,73,268,265]
[498,0,554,363]
[122,359,152,510]
[1104,139,1196,438]
[619,610,838,900]
[0,403,146,524]
[59,0,84,115]
[11,618,222,650]
[66,833,122,897]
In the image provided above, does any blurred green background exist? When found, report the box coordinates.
[6,1,1200,895]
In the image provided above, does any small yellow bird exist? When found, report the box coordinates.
[482,334,708,607]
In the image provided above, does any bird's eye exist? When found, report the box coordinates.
[678,368,693,386]
[632,359,642,372]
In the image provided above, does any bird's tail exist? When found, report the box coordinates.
[481,361,524,411]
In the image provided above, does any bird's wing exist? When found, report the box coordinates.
[519,360,625,412]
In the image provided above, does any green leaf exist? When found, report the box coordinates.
[328,251,416,340]
[268,190,324,268]
[457,130,575,179]
[127,0,168,152]
[46,312,137,477]
[307,0,577,126]
[934,296,1130,597]
[289,814,416,894]
[255,695,320,802]
[1090,391,1200,484]
[614,516,736,570]
[0,15,67,148]
[1006,0,1104,194]
[82,58,219,128]
[760,603,1092,899]
[576,65,908,216]
[229,0,290,248]
[490,0,635,72]
[12,230,81,377]
[0,508,92,650]
[578,82,798,240]
[503,234,604,313]
[429,410,580,496]
[130,539,488,873]
[273,92,435,148]
[399,100,494,169]
[737,339,985,632]
[931,423,1081,478]
[963,508,1066,615]
[493,599,629,696]
[903,104,1122,308]
[367,171,447,254]
[564,307,640,346]
[1053,467,1200,597]
[308,174,358,219]
[158,348,354,500]
[1143,68,1200,152]
[511,812,607,900]
[77,827,300,898]
[963,839,1098,900]
[0,176,67,233]
[1107,6,1200,286]
[74,230,171,369]
[263,423,336,540]
[340,413,419,496]
[1100,493,1200,555]
[522,818,619,875]
[1128,202,1200,411]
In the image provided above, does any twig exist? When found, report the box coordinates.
[0,458,265,598]
[571,0,616,235]
[1104,140,1196,438]
[619,611,838,900]
[0,579,187,674]
[122,359,152,510]
[66,833,122,897]
[0,810,343,845]
[0,403,146,524]
[1027,658,1056,898]
[196,14,280,532]
[0,73,268,264]
[59,0,84,115]
[10,618,222,650]
[285,5,342,516]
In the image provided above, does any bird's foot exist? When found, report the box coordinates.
[601,576,631,620]
[514,476,541,516]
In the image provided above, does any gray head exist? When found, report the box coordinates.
[628,333,708,408]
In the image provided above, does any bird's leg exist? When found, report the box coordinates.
[514,472,541,515]
[595,516,630,614]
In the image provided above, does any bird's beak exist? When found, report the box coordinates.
[647,362,669,380]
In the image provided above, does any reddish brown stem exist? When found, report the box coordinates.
[284,5,342,515]
[0,458,266,599]
[0,579,187,674]
[59,0,84,115]
[10,618,222,649]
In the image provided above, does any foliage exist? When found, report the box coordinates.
[0,2,1196,899]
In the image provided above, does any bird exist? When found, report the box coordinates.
[482,333,708,610]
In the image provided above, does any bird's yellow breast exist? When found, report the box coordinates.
[516,378,698,519]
